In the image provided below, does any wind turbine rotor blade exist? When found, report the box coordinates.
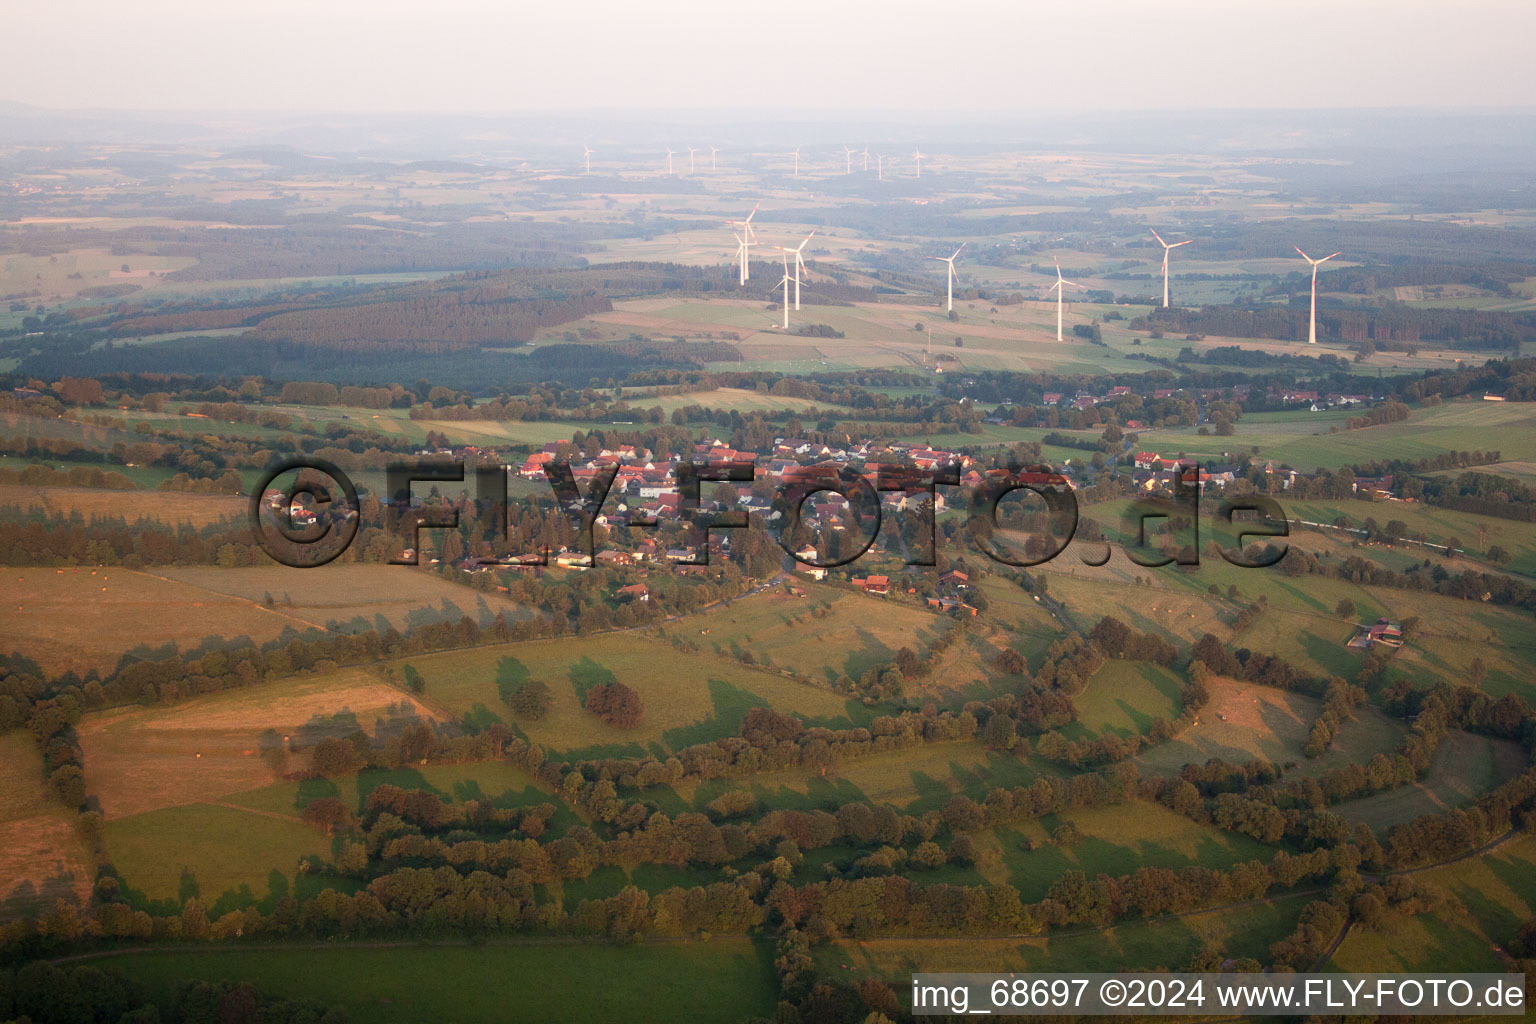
[1294,246,1312,261]
[1323,252,1342,262]
[952,243,965,260]
[1149,228,1166,247]
[1171,239,1192,248]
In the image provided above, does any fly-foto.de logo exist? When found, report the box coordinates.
[249,456,1290,571]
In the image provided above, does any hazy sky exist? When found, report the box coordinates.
[6,0,1533,114]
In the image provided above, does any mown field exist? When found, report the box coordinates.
[1135,676,1406,780]
[156,564,535,634]
[0,484,245,527]
[0,732,93,917]
[78,668,438,819]
[1333,730,1529,832]
[0,564,535,674]
[97,939,777,1024]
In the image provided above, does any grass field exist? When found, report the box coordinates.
[1332,730,1529,832]
[401,630,863,758]
[1064,661,1183,740]
[1040,546,1536,703]
[78,668,437,819]
[225,760,559,821]
[1328,834,1536,971]
[0,732,94,917]
[931,801,1275,902]
[1136,399,1536,471]
[105,759,571,912]
[677,741,1051,818]
[819,893,1310,977]
[105,802,334,909]
[613,386,854,417]
[155,564,534,634]
[680,586,948,685]
[97,938,777,1024]
[1282,497,1536,576]
[1136,677,1407,779]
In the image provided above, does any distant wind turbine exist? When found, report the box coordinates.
[665,147,674,174]
[862,145,870,172]
[876,153,885,181]
[776,229,817,310]
[1295,246,1342,344]
[1149,228,1192,309]
[928,243,965,313]
[790,147,800,178]
[709,145,719,171]
[912,147,925,179]
[842,145,854,174]
[687,147,696,173]
[1048,257,1084,343]
[582,145,593,174]
[726,201,762,284]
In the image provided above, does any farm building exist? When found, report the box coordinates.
[1347,618,1404,650]
[852,575,890,595]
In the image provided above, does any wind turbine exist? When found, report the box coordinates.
[862,145,870,172]
[1047,257,1084,343]
[709,145,719,171]
[687,146,697,173]
[789,147,800,177]
[876,153,885,181]
[842,145,854,174]
[731,230,749,288]
[912,147,925,179]
[776,252,793,330]
[928,243,965,313]
[726,201,762,284]
[1149,228,1192,309]
[776,229,817,310]
[582,145,593,174]
[665,147,674,174]
[1295,246,1342,344]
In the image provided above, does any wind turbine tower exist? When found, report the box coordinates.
[687,147,696,173]
[862,145,870,172]
[1149,228,1192,309]
[582,145,593,174]
[709,145,719,171]
[842,145,854,174]
[876,153,885,181]
[1295,246,1342,344]
[1048,257,1084,343]
[665,148,674,174]
[726,201,762,285]
[777,229,817,310]
[912,147,925,179]
[776,252,793,330]
[790,147,800,177]
[928,243,965,313]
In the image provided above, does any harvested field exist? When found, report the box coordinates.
[78,669,435,818]
[0,484,245,527]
